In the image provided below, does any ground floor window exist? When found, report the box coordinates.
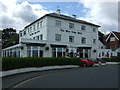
[78,48,91,58]
[32,46,38,57]
[118,53,120,56]
[52,48,65,57]
[27,46,43,57]
[3,48,20,57]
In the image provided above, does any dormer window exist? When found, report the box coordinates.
[110,37,116,41]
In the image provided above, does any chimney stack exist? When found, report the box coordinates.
[72,14,76,18]
[56,9,60,15]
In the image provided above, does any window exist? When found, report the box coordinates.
[79,49,83,58]
[28,28,29,33]
[55,20,61,26]
[93,28,96,32]
[40,21,43,27]
[85,49,88,58]
[55,34,61,41]
[93,39,96,44]
[30,27,32,32]
[37,22,39,29]
[23,31,26,35]
[32,46,38,57]
[52,48,65,57]
[81,37,86,43]
[36,36,39,40]
[69,23,74,29]
[27,46,31,57]
[81,25,86,30]
[40,34,43,40]
[33,25,36,31]
[20,32,22,37]
[69,36,74,43]
[102,52,104,56]
[110,37,116,41]
[33,37,35,39]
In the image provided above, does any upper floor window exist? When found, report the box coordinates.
[69,23,74,29]
[93,39,96,44]
[55,20,61,26]
[69,36,74,43]
[30,27,32,32]
[40,34,43,40]
[93,28,96,32]
[36,36,39,40]
[81,37,86,43]
[37,22,39,29]
[81,25,86,31]
[55,34,61,41]
[33,25,36,31]
[110,37,116,41]
[28,28,29,33]
[40,21,43,27]
[23,31,26,35]
[20,32,22,37]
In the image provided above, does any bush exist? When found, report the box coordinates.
[2,57,80,71]
[102,56,120,62]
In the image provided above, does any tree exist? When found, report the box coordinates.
[2,28,19,49]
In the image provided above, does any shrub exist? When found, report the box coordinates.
[2,57,80,71]
[102,56,120,62]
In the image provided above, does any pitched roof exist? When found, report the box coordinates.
[48,13,100,27]
[106,31,120,42]
[24,13,100,29]
[98,31,105,44]
[112,31,120,40]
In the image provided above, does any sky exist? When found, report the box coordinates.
[0,0,119,34]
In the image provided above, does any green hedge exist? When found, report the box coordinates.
[2,57,80,71]
[102,56,120,62]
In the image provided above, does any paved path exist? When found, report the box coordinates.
[2,65,119,88]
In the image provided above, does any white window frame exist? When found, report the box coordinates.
[55,34,61,41]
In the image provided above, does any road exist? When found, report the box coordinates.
[3,65,119,88]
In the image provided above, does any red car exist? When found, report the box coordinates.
[79,58,95,67]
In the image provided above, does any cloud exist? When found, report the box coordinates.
[0,0,52,32]
[66,4,72,8]
[79,1,118,34]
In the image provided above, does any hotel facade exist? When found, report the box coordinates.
[2,11,102,59]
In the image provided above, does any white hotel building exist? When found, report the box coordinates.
[2,10,101,59]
